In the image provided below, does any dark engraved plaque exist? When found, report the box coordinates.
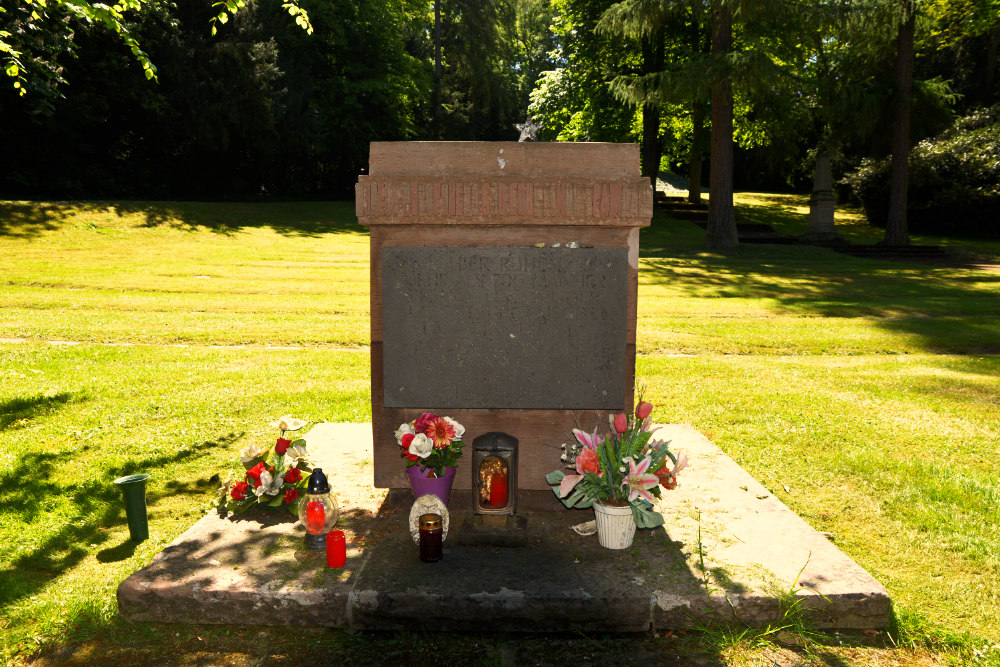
[382,247,628,409]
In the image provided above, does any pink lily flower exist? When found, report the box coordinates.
[622,456,659,503]
[572,427,603,450]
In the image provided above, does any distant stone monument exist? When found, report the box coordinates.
[356,142,652,492]
[801,152,842,243]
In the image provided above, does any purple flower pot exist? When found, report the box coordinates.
[405,466,456,505]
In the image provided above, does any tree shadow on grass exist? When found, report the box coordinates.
[0,391,84,430]
[640,210,1000,357]
[0,432,239,609]
[0,200,367,239]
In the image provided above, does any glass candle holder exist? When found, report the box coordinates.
[418,513,443,562]
[298,467,339,550]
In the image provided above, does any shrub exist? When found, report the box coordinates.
[841,106,1000,237]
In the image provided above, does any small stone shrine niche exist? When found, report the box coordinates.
[356,141,652,492]
[472,433,517,515]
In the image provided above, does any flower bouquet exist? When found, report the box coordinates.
[545,400,688,530]
[221,416,314,516]
[394,412,465,478]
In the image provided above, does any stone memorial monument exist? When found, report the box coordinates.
[356,141,652,495]
[801,151,843,243]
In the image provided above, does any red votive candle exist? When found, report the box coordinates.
[305,500,326,534]
[326,530,346,568]
[489,472,508,507]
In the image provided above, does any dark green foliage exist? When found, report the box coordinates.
[0,0,553,198]
[841,106,1000,237]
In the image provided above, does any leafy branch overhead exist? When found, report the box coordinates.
[1,0,313,94]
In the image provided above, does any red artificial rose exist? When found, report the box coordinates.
[405,452,419,462]
[654,465,678,490]
[283,488,299,504]
[413,412,438,435]
[230,481,249,501]
[246,462,268,487]
[284,468,302,484]
[612,413,628,434]
[275,437,292,455]
[635,401,653,420]
[401,433,415,449]
[575,447,600,475]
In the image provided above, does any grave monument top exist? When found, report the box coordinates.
[357,142,652,491]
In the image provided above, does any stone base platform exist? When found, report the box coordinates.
[117,424,890,632]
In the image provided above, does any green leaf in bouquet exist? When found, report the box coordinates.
[630,501,665,528]
[564,487,595,509]
[545,470,566,486]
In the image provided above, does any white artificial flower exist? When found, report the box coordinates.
[239,444,267,465]
[270,416,307,432]
[444,417,465,440]
[408,433,433,459]
[394,422,414,444]
[284,442,310,467]
[256,469,282,496]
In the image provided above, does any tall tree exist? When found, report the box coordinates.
[706,0,737,249]
[528,0,638,143]
[884,0,917,246]
[639,27,665,184]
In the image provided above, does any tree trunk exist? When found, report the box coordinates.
[707,1,738,250]
[884,1,915,247]
[640,30,664,187]
[432,0,442,136]
[688,99,705,203]
[986,26,999,104]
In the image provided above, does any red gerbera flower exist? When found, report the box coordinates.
[425,417,456,449]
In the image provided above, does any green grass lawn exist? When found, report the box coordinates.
[1,196,998,666]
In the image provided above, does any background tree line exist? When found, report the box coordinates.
[1,0,997,241]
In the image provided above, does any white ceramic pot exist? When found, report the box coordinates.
[593,500,636,549]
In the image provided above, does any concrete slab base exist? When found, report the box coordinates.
[117,424,890,632]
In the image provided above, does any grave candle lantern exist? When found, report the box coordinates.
[471,432,517,515]
[298,467,339,550]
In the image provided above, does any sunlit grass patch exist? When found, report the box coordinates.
[2,198,999,664]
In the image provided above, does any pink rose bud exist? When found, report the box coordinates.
[613,413,628,434]
[635,401,653,420]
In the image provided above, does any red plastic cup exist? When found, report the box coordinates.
[326,530,346,568]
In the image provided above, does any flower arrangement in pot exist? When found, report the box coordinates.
[545,400,688,549]
[221,416,314,516]
[395,413,465,503]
